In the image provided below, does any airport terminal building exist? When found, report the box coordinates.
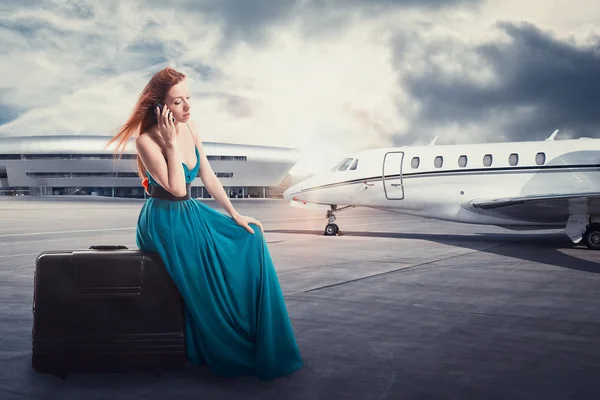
[0,136,299,199]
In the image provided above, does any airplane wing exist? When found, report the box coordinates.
[469,192,600,239]
[469,192,600,212]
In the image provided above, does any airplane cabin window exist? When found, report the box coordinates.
[434,156,443,168]
[509,153,519,166]
[338,158,354,171]
[458,155,467,167]
[483,154,493,167]
[536,152,546,165]
[411,157,420,169]
[349,159,358,170]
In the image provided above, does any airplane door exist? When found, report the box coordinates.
[383,151,404,200]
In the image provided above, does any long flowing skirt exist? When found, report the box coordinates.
[136,198,303,380]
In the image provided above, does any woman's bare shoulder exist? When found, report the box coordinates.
[136,127,162,150]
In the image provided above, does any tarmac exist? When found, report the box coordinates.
[1,196,599,399]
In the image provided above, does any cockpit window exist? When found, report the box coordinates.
[330,157,349,171]
[349,159,358,170]
[337,158,354,171]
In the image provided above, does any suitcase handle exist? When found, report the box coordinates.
[88,245,129,250]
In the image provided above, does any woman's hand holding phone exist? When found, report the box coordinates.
[156,104,177,147]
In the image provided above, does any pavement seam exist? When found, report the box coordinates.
[289,242,509,296]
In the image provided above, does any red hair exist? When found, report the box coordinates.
[105,66,187,180]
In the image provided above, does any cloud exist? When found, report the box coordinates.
[142,0,481,46]
[0,0,599,177]
[0,101,23,125]
[399,21,600,144]
[0,0,224,132]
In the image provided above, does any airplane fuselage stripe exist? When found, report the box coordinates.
[294,163,600,194]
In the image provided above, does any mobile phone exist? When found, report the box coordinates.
[155,102,175,122]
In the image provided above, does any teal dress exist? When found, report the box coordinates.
[135,145,303,380]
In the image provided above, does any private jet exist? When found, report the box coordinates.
[282,131,600,249]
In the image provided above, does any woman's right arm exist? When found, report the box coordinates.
[136,135,187,197]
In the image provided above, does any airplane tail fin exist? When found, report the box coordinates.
[545,129,559,140]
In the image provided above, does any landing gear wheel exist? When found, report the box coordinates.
[324,223,339,236]
[323,204,353,236]
[583,225,600,250]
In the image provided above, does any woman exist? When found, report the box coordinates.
[106,67,303,380]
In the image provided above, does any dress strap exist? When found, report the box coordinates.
[186,122,193,140]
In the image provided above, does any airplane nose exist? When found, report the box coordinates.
[283,183,302,200]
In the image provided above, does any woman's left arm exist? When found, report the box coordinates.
[204,172,237,216]
[189,121,263,234]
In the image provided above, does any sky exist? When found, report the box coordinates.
[1,0,599,176]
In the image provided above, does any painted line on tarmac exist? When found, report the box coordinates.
[0,227,135,238]
[0,214,401,238]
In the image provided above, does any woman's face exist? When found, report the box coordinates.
[164,79,192,123]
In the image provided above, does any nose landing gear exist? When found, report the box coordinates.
[324,204,354,236]
[325,222,339,236]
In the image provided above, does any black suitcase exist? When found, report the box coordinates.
[32,245,186,378]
